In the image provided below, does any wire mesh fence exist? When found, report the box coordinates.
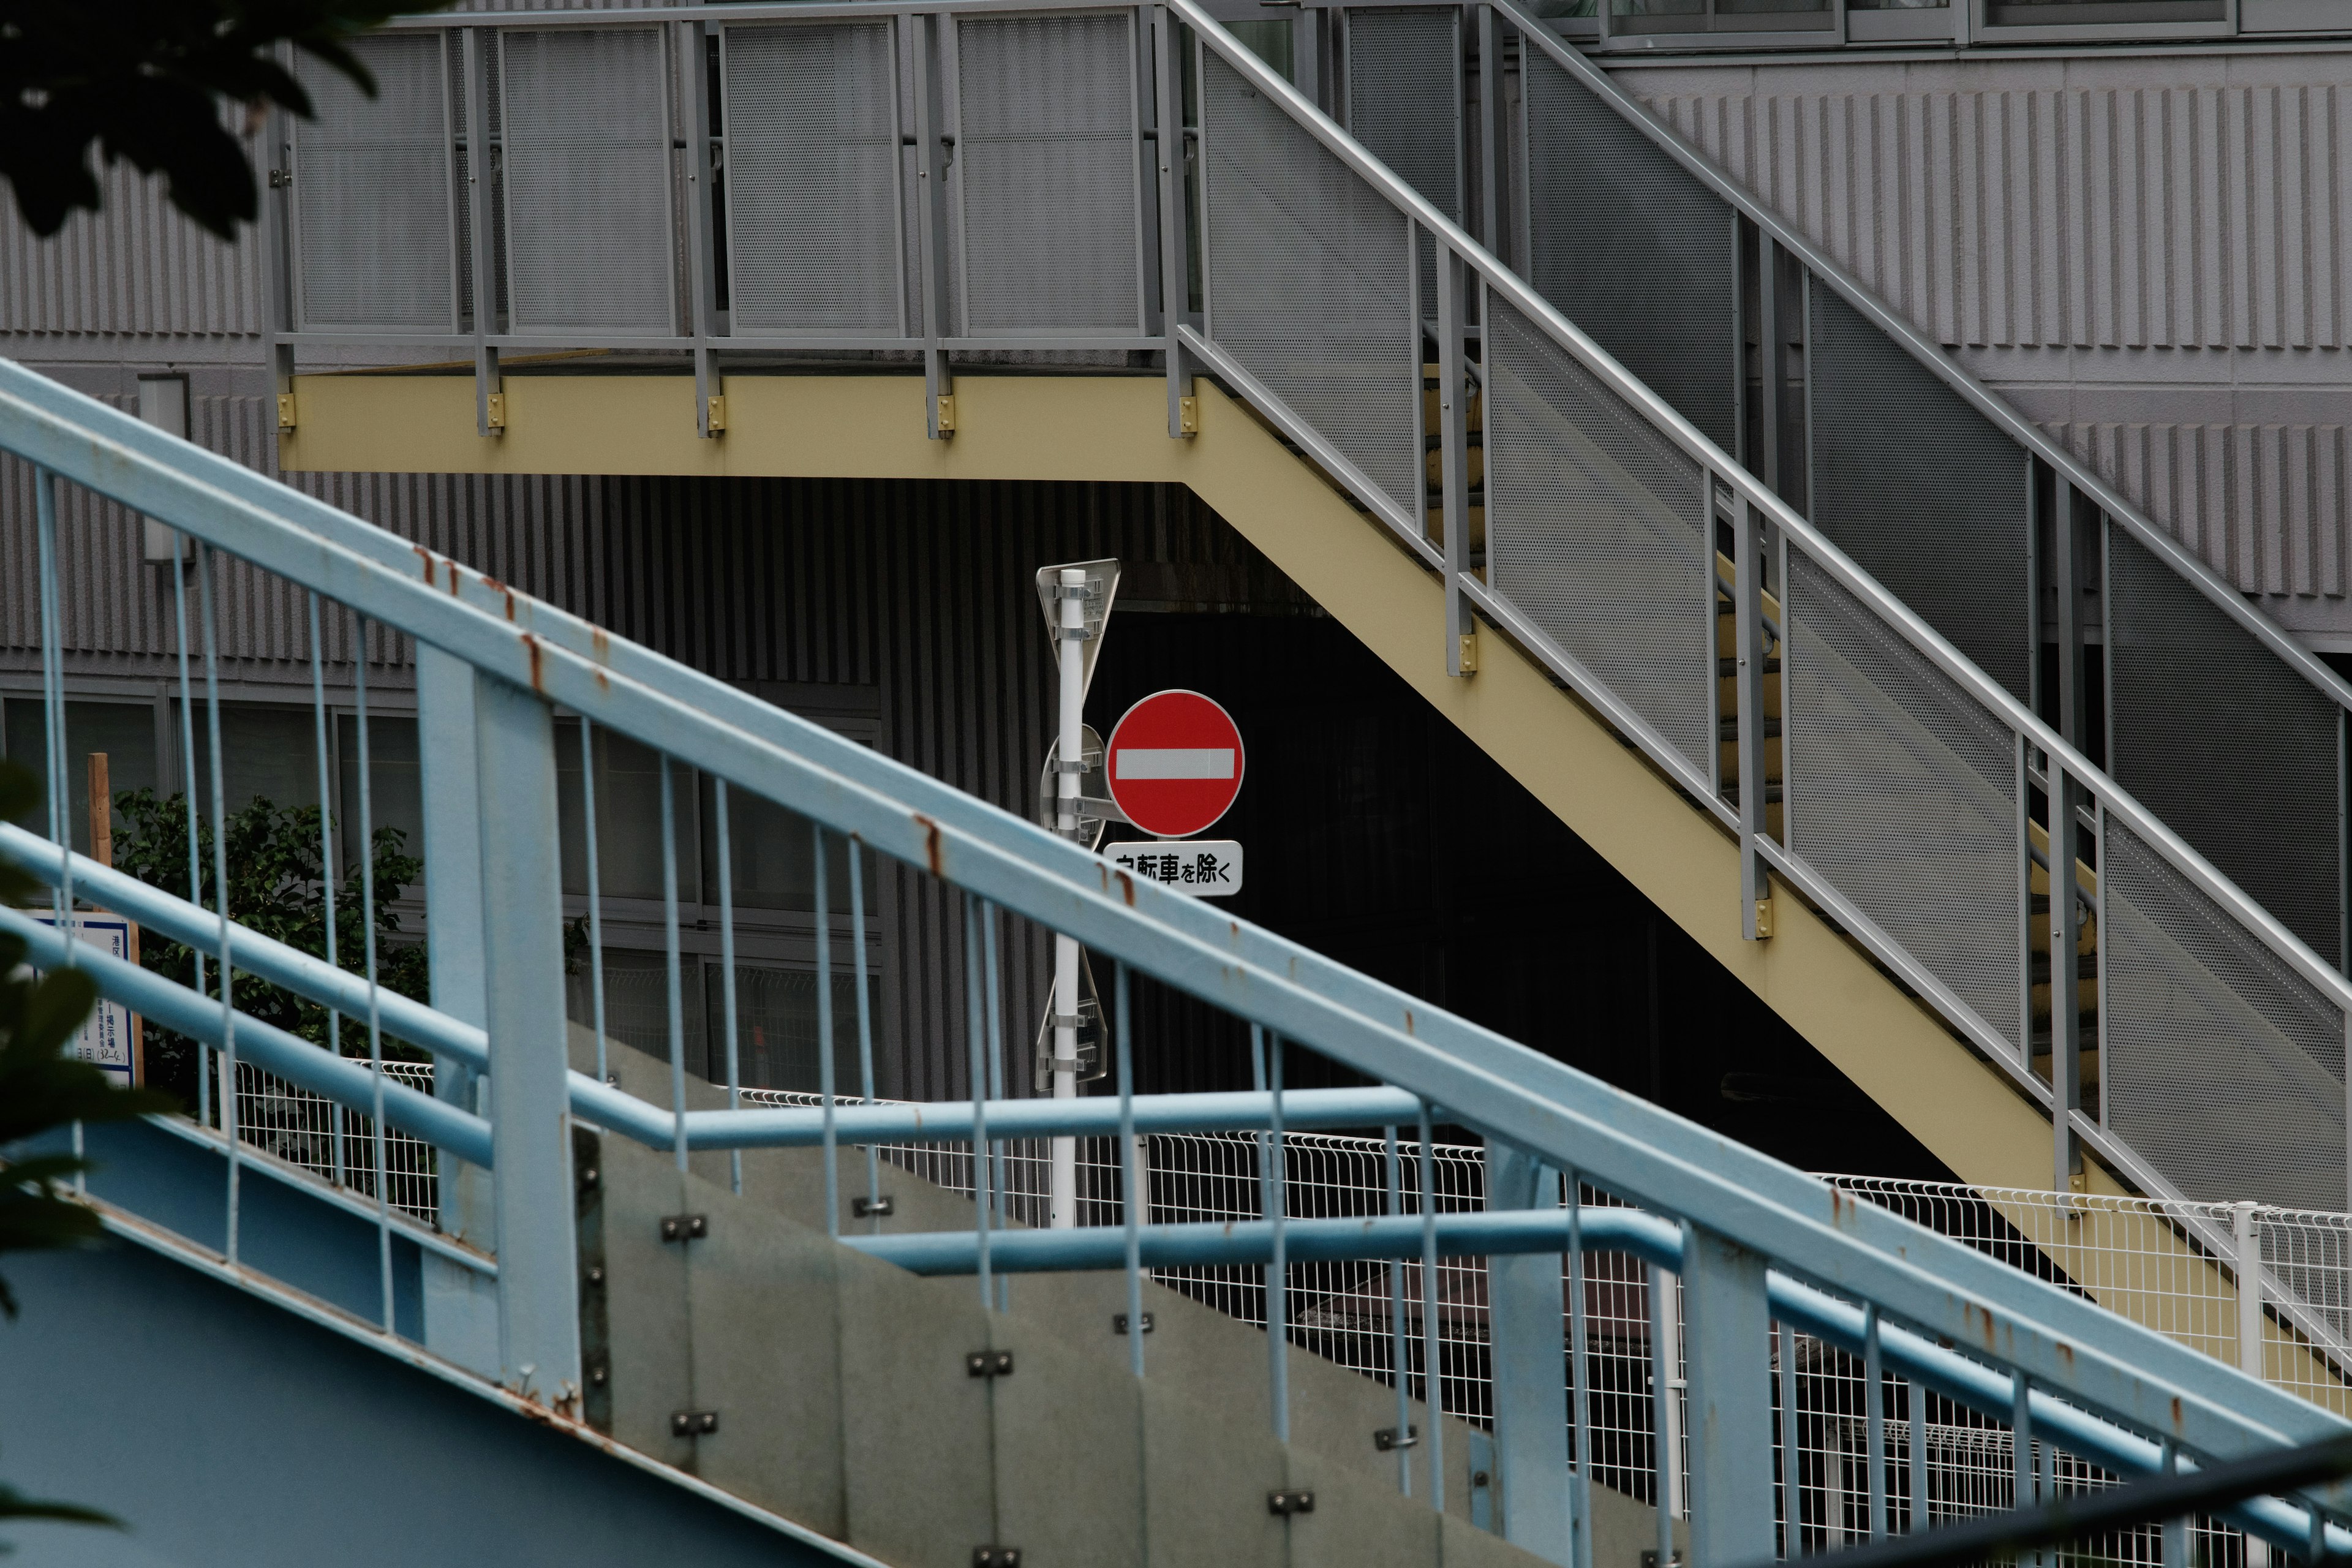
[204,1063,2340,1550]
[224,1052,439,1222]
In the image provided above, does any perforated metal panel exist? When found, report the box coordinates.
[722,23,903,336]
[499,28,676,334]
[954,13,1144,335]
[2103,816,2347,1211]
[1807,282,2032,703]
[1520,47,1735,456]
[2107,524,2345,970]
[1484,296,1712,780]
[1784,547,2026,1057]
[1343,8,1459,314]
[292,34,456,332]
[1199,53,1419,526]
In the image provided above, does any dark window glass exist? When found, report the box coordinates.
[2,698,160,859]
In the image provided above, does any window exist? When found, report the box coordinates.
[1985,0,2223,21]
[336,714,424,872]
[1613,0,1834,34]
[556,722,698,904]
[1,698,162,859]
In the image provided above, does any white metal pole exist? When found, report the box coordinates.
[2235,1200,2270,1568]
[1050,567,1085,1229]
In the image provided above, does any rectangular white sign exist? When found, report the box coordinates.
[1107,840,1243,897]
[30,913,137,1082]
[1114,747,1236,781]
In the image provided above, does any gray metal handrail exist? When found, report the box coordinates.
[1494,0,2352,715]
[1166,0,2352,1013]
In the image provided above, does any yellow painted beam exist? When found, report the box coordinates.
[284,370,2062,1192]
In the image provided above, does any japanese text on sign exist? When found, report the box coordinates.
[1106,840,1243,899]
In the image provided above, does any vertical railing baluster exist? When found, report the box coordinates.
[1262,1027,1290,1443]
[2160,1438,2187,1568]
[197,543,241,1266]
[1385,1123,1412,1496]
[33,470,78,1188]
[1115,963,1144,1379]
[1863,1303,1887,1539]
[1908,1378,1928,1532]
[33,470,68,932]
[1417,1100,1445,1512]
[1567,1171,1594,1568]
[171,524,207,1133]
[1734,497,1773,941]
[717,782,741,1195]
[1779,1319,1801,1554]
[2011,1371,2034,1544]
[581,718,609,1087]
[308,593,347,1190]
[353,627,394,1327]
[1648,1262,1677,1566]
[659,755,688,1173]
[816,823,839,1237]
[981,902,1007,1263]
[849,839,881,1230]
[963,895,993,1306]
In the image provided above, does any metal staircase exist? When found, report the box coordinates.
[239,0,2352,1224]
[8,4,2352,1558]
[4,344,2352,1562]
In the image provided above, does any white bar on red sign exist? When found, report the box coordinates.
[1113,747,1237,780]
[1104,839,1243,897]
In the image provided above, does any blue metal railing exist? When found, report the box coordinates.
[3,356,2348,1564]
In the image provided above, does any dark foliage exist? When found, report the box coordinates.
[0,760,176,1544]
[0,0,431,239]
[111,790,431,1113]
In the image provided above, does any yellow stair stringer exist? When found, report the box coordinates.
[283,368,2071,1198]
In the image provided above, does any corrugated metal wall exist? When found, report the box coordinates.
[1,399,1302,1102]
[1614,51,2352,635]
[0,140,264,342]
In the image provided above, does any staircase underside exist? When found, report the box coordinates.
[282,368,2091,1197]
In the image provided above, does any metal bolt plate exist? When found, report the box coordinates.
[852,1195,895,1219]
[660,1214,708,1243]
[965,1351,1014,1379]
[973,1549,1021,1567]
[670,1409,718,1438]
[1268,1490,1315,1516]
[1113,1312,1153,1335]
[1375,1425,1419,1452]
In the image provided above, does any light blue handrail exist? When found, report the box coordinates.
[4,355,2346,1552]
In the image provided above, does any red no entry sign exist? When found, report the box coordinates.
[1105,690,1245,839]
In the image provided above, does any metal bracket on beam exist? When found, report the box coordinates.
[966,1350,1015,1378]
[852,1194,895,1219]
[669,1409,718,1438]
[1268,1490,1316,1516]
[659,1213,707,1243]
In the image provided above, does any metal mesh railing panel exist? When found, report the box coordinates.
[1785,547,2026,1057]
[499,28,676,333]
[1484,294,1713,780]
[721,22,903,336]
[2108,523,2345,971]
[2103,815,2348,1212]
[1807,282,2034,704]
[1343,7,1458,313]
[1520,46,1736,456]
[233,1058,439,1223]
[955,12,1144,334]
[292,34,456,332]
[1200,51,1419,525]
